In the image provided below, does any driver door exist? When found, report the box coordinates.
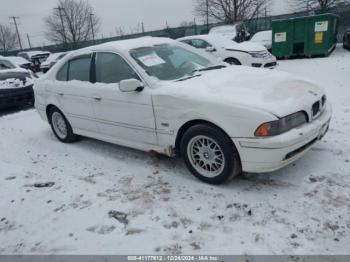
[91,52,157,146]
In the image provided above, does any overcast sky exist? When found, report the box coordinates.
[0,0,293,48]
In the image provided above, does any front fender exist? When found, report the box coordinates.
[153,94,277,147]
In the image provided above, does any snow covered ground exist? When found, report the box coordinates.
[0,46,349,255]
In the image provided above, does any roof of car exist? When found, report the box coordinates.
[0,56,20,69]
[72,37,176,56]
[6,56,31,65]
[209,24,241,32]
[18,50,51,57]
[177,35,213,41]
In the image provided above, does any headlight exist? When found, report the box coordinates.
[255,112,307,137]
[249,51,270,58]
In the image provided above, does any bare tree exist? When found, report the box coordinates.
[194,0,270,23]
[44,0,100,45]
[294,0,350,11]
[0,24,18,53]
[115,27,125,37]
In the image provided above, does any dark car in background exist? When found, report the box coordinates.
[0,56,35,109]
[17,51,51,72]
[344,27,350,50]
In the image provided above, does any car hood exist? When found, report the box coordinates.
[225,41,266,52]
[0,68,33,89]
[251,39,271,44]
[0,68,29,80]
[154,66,325,118]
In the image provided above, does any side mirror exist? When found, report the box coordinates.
[205,46,216,52]
[119,79,144,92]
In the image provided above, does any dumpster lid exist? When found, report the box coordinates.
[272,13,339,23]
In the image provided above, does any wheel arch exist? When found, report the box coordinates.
[46,104,62,124]
[224,57,242,65]
[175,119,236,156]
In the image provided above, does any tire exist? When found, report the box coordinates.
[180,124,241,184]
[225,58,241,65]
[48,107,78,143]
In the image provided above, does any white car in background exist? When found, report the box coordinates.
[34,37,331,184]
[17,50,51,72]
[250,30,273,51]
[17,50,51,62]
[178,34,277,68]
[40,52,68,73]
[6,56,33,71]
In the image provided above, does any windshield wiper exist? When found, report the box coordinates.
[176,65,226,82]
[193,65,226,73]
[176,74,201,82]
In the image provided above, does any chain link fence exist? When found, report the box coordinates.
[3,4,350,56]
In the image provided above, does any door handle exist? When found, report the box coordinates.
[93,96,102,101]
[58,92,64,96]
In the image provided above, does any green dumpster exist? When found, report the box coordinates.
[272,14,338,58]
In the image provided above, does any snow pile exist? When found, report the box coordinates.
[0,77,32,89]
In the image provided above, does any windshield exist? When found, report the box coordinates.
[130,44,217,81]
[0,59,16,70]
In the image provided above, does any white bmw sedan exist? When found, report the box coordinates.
[34,37,331,184]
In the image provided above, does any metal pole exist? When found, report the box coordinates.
[55,7,67,44]
[141,22,145,34]
[256,4,259,32]
[206,0,209,32]
[90,13,95,42]
[194,18,197,35]
[27,34,32,48]
[9,16,22,50]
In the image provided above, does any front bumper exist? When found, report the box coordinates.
[233,104,332,173]
[0,85,34,109]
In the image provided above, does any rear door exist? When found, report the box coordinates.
[50,53,98,132]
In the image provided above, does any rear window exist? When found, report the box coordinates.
[56,62,68,81]
[68,56,91,82]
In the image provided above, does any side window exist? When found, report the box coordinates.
[191,39,211,49]
[68,55,91,82]
[95,52,139,84]
[180,40,193,46]
[56,62,68,81]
